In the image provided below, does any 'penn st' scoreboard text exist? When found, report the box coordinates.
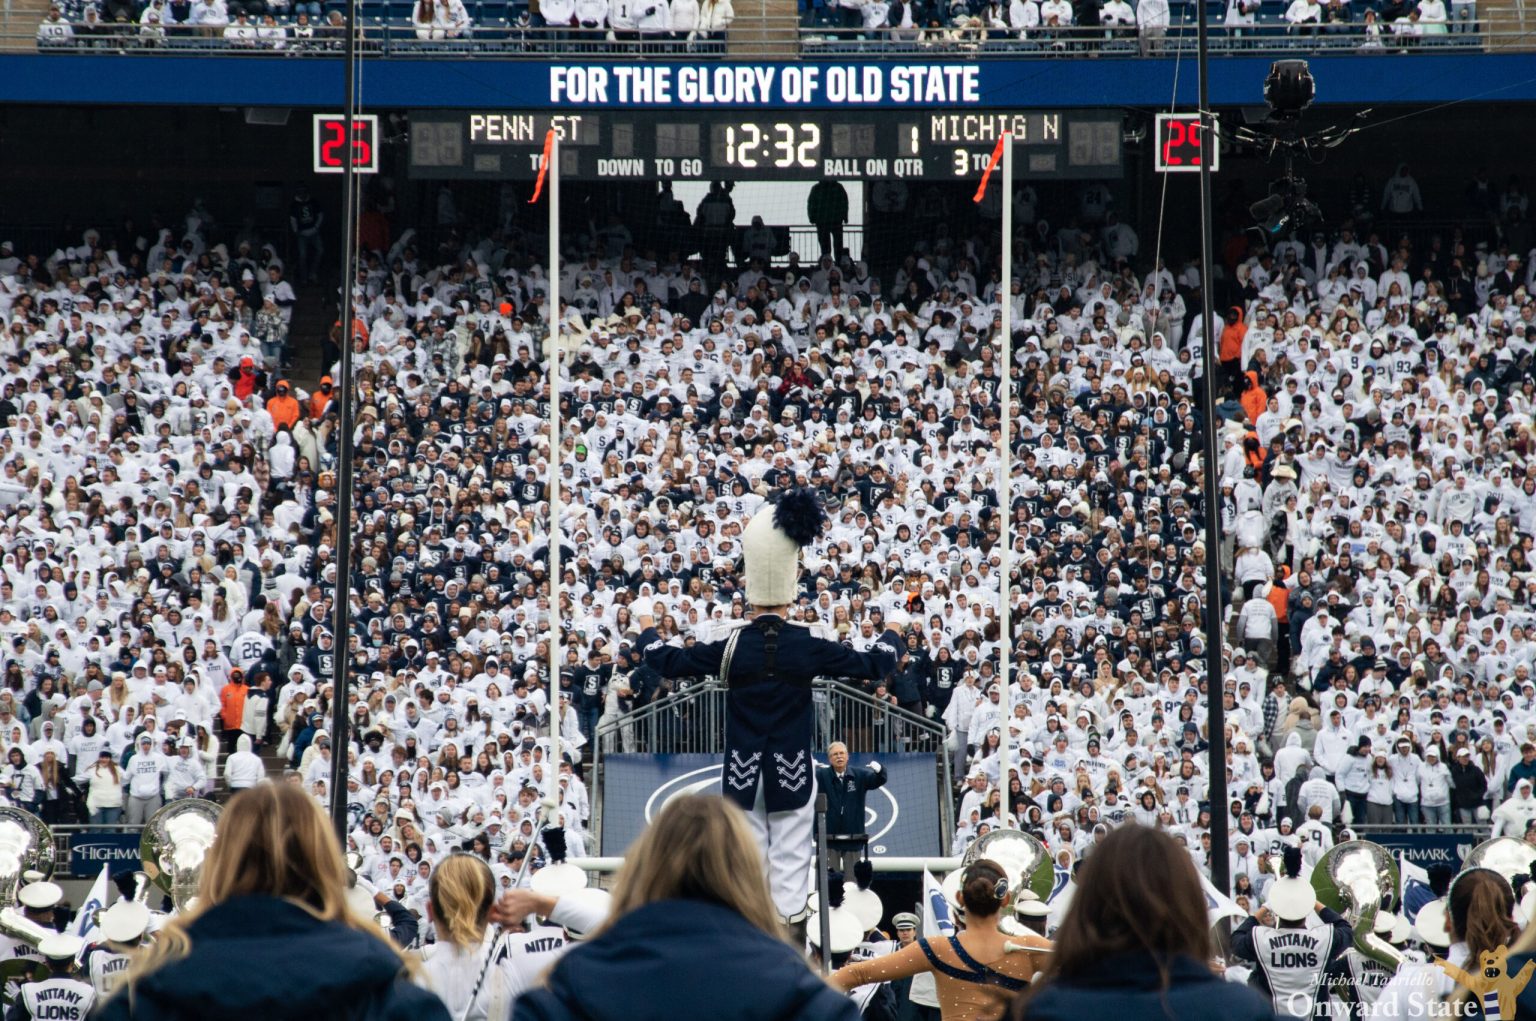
[408,109,1122,181]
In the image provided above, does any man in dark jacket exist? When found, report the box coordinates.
[1449,745,1489,823]
[816,742,888,874]
[808,180,849,259]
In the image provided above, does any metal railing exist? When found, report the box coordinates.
[26,21,728,54]
[1349,823,1487,835]
[801,20,1508,54]
[788,225,864,263]
[591,676,953,853]
[13,18,1535,55]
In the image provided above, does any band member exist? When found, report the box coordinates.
[1231,847,1352,1019]
[810,879,897,1021]
[492,885,609,997]
[6,934,93,1021]
[638,489,902,923]
[1325,911,1401,1014]
[1377,868,1519,1019]
[0,877,60,1001]
[829,860,1050,1020]
[83,901,151,997]
[417,855,515,1021]
[1010,892,1051,939]
[880,914,921,1018]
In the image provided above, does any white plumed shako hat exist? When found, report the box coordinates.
[742,488,827,608]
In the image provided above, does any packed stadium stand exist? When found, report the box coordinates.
[4,153,1536,873]
[6,4,1536,1016]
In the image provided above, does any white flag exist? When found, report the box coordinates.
[920,869,956,937]
[910,870,956,1010]
[73,865,110,943]
[1046,874,1076,935]
[1201,871,1248,927]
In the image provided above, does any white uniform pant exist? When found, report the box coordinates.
[746,774,816,920]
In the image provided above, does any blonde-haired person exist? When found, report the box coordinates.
[95,782,449,1021]
[417,854,516,1021]
[509,795,859,1021]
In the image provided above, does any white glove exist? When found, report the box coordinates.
[868,760,882,773]
[353,875,378,900]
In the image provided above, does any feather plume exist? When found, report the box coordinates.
[772,487,828,546]
[1281,845,1303,880]
[826,871,845,909]
[853,859,873,891]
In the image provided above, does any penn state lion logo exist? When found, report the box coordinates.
[1434,945,1536,1019]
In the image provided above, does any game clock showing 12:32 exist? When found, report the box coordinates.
[709,122,824,169]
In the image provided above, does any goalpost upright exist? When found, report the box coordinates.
[546,133,564,818]
[996,135,1015,827]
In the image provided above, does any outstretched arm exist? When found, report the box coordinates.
[815,629,902,683]
[831,940,931,991]
[861,763,890,790]
[636,621,727,679]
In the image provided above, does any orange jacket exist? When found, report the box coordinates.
[220,681,247,731]
[334,315,369,347]
[1240,373,1268,425]
[1267,580,1290,624]
[1243,428,1268,472]
[1219,306,1247,363]
[309,376,334,420]
[268,385,301,430]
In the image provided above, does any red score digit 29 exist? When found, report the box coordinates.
[1154,112,1220,174]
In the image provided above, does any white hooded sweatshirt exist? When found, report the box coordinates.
[225,734,265,790]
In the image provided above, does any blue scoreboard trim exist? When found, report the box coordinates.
[1,52,1535,109]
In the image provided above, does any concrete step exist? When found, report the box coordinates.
[2,0,53,50]
[283,284,334,390]
[726,0,799,55]
[1482,7,1532,46]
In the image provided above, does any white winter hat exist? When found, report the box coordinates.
[742,490,827,608]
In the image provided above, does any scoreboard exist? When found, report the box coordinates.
[406,110,1123,181]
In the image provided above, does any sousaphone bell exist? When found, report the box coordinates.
[140,799,222,914]
[1313,840,1404,970]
